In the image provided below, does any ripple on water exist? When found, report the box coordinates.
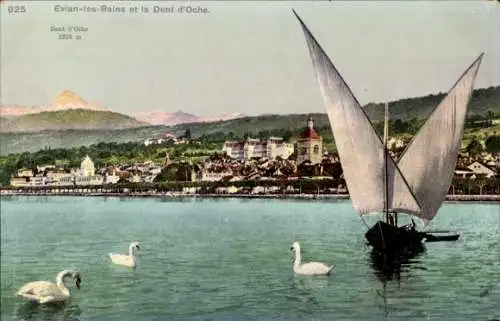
[1,197,499,321]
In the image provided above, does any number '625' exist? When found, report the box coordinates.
[8,6,27,14]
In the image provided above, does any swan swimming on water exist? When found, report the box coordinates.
[16,270,82,304]
[109,241,140,268]
[290,241,333,276]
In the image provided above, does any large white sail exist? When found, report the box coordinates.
[395,54,484,222]
[293,11,422,216]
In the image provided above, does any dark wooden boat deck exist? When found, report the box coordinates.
[365,220,460,253]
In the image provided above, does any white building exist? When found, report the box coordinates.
[266,137,294,160]
[75,175,104,186]
[74,155,103,185]
[30,176,46,187]
[81,155,95,177]
[467,161,497,178]
[10,177,30,187]
[223,141,245,159]
[57,175,76,186]
[387,137,406,149]
[37,164,56,172]
[130,174,142,183]
[222,137,294,161]
[215,186,239,194]
[46,172,74,186]
[200,169,233,182]
[244,138,267,159]
[105,172,120,184]
[17,168,34,178]
[182,186,200,194]
[143,138,164,146]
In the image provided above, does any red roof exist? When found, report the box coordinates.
[299,127,321,139]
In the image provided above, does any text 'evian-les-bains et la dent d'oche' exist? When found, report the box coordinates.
[53,4,209,14]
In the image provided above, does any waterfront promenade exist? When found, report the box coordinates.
[1,189,499,202]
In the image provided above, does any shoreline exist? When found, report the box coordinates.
[1,190,499,202]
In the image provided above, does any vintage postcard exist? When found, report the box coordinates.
[1,1,499,320]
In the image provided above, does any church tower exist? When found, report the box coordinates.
[296,117,323,164]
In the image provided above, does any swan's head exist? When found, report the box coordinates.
[290,241,300,252]
[72,271,82,289]
[131,242,140,251]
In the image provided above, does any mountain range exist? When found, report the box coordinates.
[1,90,107,117]
[134,111,246,126]
[0,90,246,132]
[0,86,498,155]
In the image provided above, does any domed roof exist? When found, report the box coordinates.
[299,117,321,139]
[81,155,94,165]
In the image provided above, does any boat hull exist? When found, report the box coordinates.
[423,233,460,242]
[365,221,461,252]
[365,221,424,253]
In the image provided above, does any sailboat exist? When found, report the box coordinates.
[292,10,484,253]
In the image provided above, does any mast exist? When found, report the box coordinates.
[383,102,390,224]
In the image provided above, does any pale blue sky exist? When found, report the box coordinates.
[1,1,499,117]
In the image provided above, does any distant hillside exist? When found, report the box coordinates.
[135,110,246,126]
[0,125,169,156]
[169,113,331,138]
[166,86,500,137]
[135,111,199,126]
[0,105,40,117]
[0,109,148,133]
[1,86,498,155]
[363,86,500,121]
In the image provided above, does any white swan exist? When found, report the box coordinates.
[290,241,333,276]
[16,270,81,304]
[109,241,140,268]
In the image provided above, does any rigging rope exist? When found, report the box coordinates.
[360,214,386,249]
[359,215,370,229]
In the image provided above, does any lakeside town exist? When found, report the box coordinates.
[2,117,499,198]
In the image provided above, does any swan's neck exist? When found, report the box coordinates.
[56,270,71,292]
[293,247,302,268]
[128,245,136,257]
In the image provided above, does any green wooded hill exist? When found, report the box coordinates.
[179,86,500,135]
[1,86,498,155]
[0,109,148,133]
[363,86,499,121]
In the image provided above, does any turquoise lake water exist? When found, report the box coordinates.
[1,196,499,321]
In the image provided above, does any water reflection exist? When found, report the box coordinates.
[369,244,426,283]
[368,245,426,319]
[14,301,82,321]
[288,275,329,308]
